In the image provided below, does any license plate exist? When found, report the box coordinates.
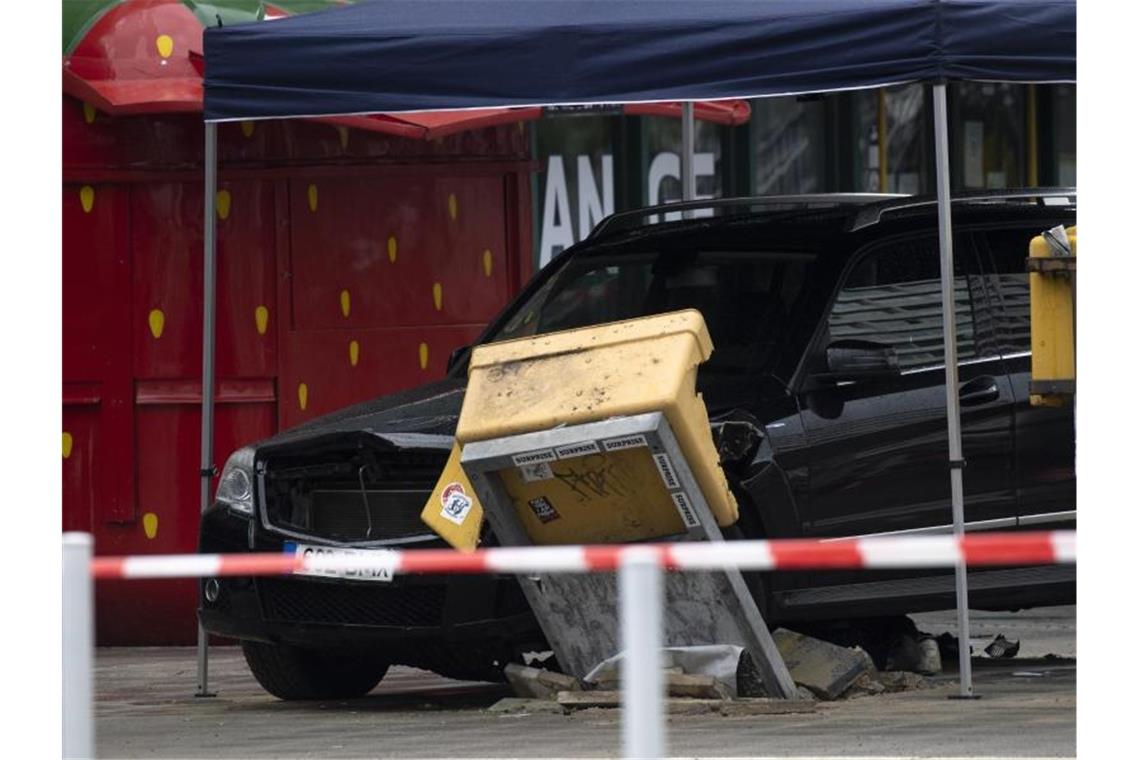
[284,541,395,583]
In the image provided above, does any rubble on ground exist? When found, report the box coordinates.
[496,624,940,713]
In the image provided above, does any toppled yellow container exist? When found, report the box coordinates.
[1029,225,1076,407]
[455,309,737,543]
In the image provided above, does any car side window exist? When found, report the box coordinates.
[827,237,977,371]
[974,226,1064,355]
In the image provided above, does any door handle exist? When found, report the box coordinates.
[959,376,1000,406]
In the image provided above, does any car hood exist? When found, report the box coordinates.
[255,379,468,451]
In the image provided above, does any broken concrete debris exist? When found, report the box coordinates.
[885,634,942,676]
[488,697,569,715]
[556,691,816,716]
[504,663,582,700]
[788,616,944,675]
[878,670,932,692]
[771,628,874,700]
[501,625,938,715]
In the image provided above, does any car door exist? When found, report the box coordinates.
[973,223,1077,525]
[794,232,1018,538]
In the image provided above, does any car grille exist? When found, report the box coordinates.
[258,577,447,627]
[261,447,449,543]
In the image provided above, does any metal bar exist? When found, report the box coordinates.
[197,121,219,699]
[63,533,94,759]
[932,83,975,699]
[681,101,696,216]
[620,548,665,760]
[1027,84,1039,186]
[878,89,889,192]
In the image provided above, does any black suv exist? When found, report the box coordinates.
[200,190,1076,699]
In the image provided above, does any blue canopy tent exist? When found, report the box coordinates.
[197,0,1076,721]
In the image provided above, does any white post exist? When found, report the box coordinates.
[620,548,665,760]
[932,82,976,699]
[63,533,94,759]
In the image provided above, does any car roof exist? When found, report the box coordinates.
[584,189,1076,252]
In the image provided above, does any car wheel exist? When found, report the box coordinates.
[241,640,389,700]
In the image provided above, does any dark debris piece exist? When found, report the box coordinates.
[983,634,1021,659]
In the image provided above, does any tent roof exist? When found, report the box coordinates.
[203,0,1076,122]
[62,0,750,135]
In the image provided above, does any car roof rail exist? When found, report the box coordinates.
[847,188,1077,232]
[588,193,905,239]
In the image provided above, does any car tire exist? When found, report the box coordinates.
[241,640,389,700]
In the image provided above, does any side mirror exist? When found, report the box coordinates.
[817,339,900,382]
[446,344,472,374]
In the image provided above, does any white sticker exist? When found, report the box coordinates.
[653,453,679,490]
[519,462,555,483]
[602,434,648,452]
[671,491,700,528]
[440,482,474,526]
[512,449,558,467]
[554,441,601,459]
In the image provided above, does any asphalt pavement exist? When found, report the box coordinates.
[94,606,1075,759]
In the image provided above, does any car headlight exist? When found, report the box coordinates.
[216,447,255,515]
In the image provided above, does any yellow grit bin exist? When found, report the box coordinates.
[1029,225,1076,407]
[446,309,738,546]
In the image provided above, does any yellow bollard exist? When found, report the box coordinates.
[1028,225,1076,406]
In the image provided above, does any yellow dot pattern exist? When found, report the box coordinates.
[62,432,74,460]
[240,121,255,138]
[142,512,159,540]
[387,236,398,263]
[349,340,360,367]
[339,289,351,318]
[307,184,318,212]
[155,34,174,59]
[148,309,165,339]
[298,382,309,410]
[432,282,443,311]
[79,185,95,214]
[216,189,231,221]
[255,305,269,335]
[483,249,493,277]
[447,193,458,221]
[419,342,429,370]
[83,102,96,124]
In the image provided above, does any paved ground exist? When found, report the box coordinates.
[95,606,1075,759]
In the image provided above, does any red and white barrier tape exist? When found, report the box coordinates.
[91,530,1074,580]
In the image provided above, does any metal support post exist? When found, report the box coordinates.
[681,101,696,217]
[620,548,666,760]
[197,121,219,698]
[932,82,976,699]
[63,533,94,759]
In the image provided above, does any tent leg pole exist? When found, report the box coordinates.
[197,121,219,699]
[932,83,975,700]
[681,101,695,215]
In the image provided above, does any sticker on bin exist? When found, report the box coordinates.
[670,492,700,528]
[518,462,554,483]
[284,542,395,582]
[527,496,561,523]
[601,434,648,452]
[440,482,474,526]
[512,449,557,467]
[653,453,680,490]
[554,441,601,459]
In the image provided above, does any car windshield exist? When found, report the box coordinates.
[487,248,825,407]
